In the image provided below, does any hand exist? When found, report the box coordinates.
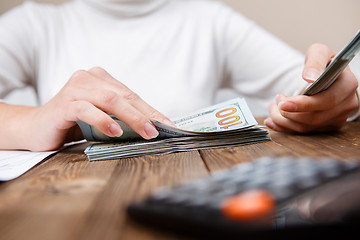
[264,43,359,133]
[26,67,173,151]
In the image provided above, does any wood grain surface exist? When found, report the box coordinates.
[0,120,359,240]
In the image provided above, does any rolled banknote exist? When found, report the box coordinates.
[77,98,258,142]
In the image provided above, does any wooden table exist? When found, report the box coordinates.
[1,119,360,240]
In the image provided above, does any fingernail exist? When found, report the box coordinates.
[278,101,297,112]
[144,122,159,139]
[275,94,281,105]
[164,119,176,127]
[110,123,123,137]
[303,68,322,82]
[264,118,275,129]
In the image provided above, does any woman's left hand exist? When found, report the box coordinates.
[265,43,359,133]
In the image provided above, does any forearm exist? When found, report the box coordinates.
[0,102,38,150]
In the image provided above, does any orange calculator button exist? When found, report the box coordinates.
[221,190,275,221]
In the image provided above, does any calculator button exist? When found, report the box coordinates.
[221,190,275,221]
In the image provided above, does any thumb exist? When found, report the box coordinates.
[302,68,323,83]
[302,43,336,83]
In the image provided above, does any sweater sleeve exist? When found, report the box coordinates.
[214,4,306,116]
[0,2,37,100]
[348,53,360,121]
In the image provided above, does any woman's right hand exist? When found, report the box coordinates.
[24,67,173,151]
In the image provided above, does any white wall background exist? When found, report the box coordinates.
[1,0,360,105]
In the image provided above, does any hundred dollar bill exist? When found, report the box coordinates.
[77,98,258,142]
[84,127,270,161]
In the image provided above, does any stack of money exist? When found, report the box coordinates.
[78,98,270,161]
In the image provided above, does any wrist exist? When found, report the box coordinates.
[0,103,40,150]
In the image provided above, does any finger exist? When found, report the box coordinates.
[62,100,123,137]
[88,66,128,87]
[88,66,175,126]
[126,98,176,127]
[278,109,334,127]
[264,117,292,133]
[279,69,358,113]
[266,102,314,133]
[302,43,335,82]
[65,68,127,98]
[316,114,348,132]
[66,69,160,139]
[279,90,358,125]
[275,94,287,105]
[264,114,346,133]
[74,88,160,139]
[115,87,174,126]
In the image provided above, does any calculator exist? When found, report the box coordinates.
[127,156,360,238]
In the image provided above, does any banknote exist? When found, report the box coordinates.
[85,127,269,161]
[80,98,271,161]
[77,98,258,141]
[301,30,360,95]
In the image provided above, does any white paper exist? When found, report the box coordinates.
[0,150,56,181]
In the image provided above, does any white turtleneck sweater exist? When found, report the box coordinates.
[0,0,309,117]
